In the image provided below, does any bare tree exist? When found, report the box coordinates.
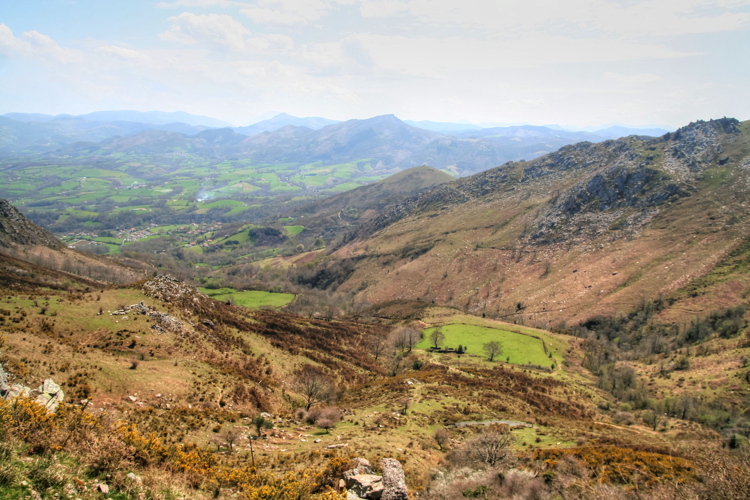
[391,326,421,353]
[429,327,445,349]
[469,425,513,466]
[212,426,243,453]
[368,334,388,360]
[483,341,502,362]
[295,366,331,411]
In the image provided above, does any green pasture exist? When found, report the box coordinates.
[418,323,553,367]
[199,199,244,209]
[197,288,294,309]
[284,225,304,236]
[94,237,123,244]
[225,206,252,216]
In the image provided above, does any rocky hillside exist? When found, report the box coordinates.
[0,198,144,284]
[333,118,750,325]
[0,199,62,249]
[292,166,454,244]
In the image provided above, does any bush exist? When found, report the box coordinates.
[307,406,342,429]
[613,411,635,426]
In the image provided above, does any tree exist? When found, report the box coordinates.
[468,425,513,466]
[216,427,243,453]
[391,326,421,353]
[483,341,502,362]
[642,409,662,431]
[251,415,273,437]
[368,334,388,360]
[429,327,445,349]
[296,367,331,411]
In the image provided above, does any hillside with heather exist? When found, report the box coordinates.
[333,118,750,325]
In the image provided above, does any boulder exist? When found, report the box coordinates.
[380,458,408,500]
[0,371,64,413]
[345,474,383,499]
[347,458,373,475]
[35,378,64,412]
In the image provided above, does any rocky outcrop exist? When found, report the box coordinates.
[0,366,65,412]
[111,301,183,333]
[342,458,408,500]
[142,275,198,303]
[344,458,383,499]
[380,459,409,500]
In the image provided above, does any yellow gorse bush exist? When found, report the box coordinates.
[0,396,347,498]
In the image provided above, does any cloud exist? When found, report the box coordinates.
[355,0,750,37]
[240,0,353,26]
[0,24,81,63]
[300,32,695,81]
[605,72,663,84]
[156,0,236,8]
[96,45,150,62]
[160,12,293,52]
[359,0,409,18]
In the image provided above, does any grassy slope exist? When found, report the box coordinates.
[198,287,295,309]
[1,271,736,498]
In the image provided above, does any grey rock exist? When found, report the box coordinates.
[5,383,30,399]
[380,458,408,500]
[345,474,383,499]
[35,378,64,412]
[347,458,373,475]
[40,378,61,394]
[111,301,183,333]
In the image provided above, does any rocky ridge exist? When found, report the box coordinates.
[349,118,741,246]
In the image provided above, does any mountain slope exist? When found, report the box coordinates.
[302,165,454,217]
[0,199,62,249]
[332,118,750,325]
[0,199,144,284]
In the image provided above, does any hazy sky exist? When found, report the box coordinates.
[1,0,748,127]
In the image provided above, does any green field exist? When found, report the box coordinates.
[197,288,295,309]
[418,323,553,367]
[284,225,304,236]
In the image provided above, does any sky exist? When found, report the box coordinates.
[0,0,748,127]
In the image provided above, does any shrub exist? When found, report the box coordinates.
[295,408,308,421]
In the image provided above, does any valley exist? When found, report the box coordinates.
[1,116,749,499]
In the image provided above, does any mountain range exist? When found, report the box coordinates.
[0,111,673,177]
[326,118,750,325]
